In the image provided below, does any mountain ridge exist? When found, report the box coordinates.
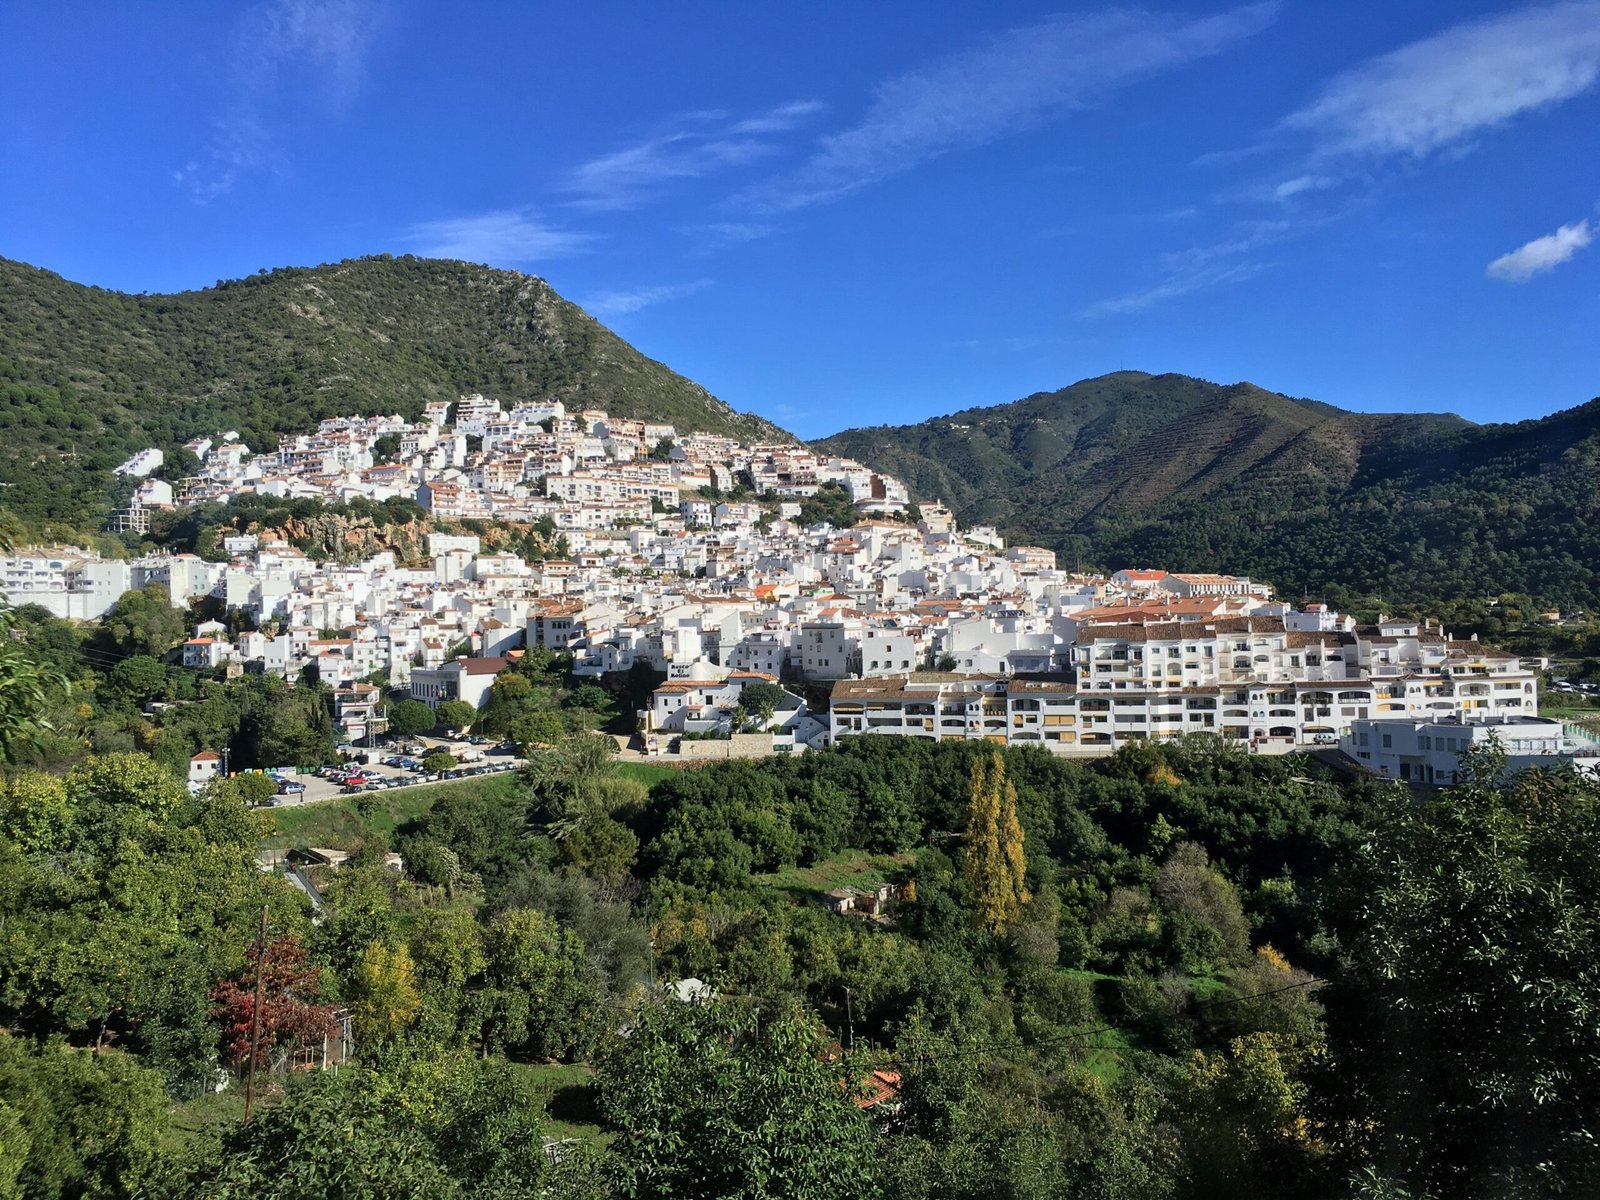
[0,254,791,529]
[817,371,1600,608]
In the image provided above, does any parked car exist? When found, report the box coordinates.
[277,781,306,795]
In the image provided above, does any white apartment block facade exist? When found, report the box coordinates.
[830,616,1538,754]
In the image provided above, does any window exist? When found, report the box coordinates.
[1381,733,1392,748]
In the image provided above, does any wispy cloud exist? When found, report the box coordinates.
[236,0,383,109]
[1272,174,1335,201]
[729,100,827,135]
[579,279,713,319]
[566,102,824,211]
[1486,218,1594,282]
[1083,218,1305,316]
[1085,259,1266,316]
[681,222,776,251]
[176,0,385,202]
[741,4,1278,213]
[405,211,598,263]
[1283,1,1600,159]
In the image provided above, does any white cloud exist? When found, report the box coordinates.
[742,4,1277,213]
[1284,1,1600,158]
[405,211,598,263]
[1272,174,1335,200]
[177,0,385,202]
[1486,219,1594,282]
[238,0,383,108]
[567,102,824,211]
[579,280,713,318]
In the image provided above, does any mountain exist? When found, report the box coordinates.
[0,255,790,529]
[818,371,1600,609]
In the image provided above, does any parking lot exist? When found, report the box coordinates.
[265,737,525,808]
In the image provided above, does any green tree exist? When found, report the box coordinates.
[478,908,600,1061]
[599,999,880,1199]
[422,751,457,774]
[434,700,477,734]
[1156,841,1250,969]
[560,810,639,881]
[0,773,71,855]
[0,616,63,765]
[388,699,436,739]
[104,654,168,709]
[961,753,1030,936]
[227,772,277,809]
[736,681,786,729]
[172,1052,552,1200]
[1318,759,1600,1195]
[0,1035,170,1200]
[97,586,185,658]
[565,682,613,717]
[1174,1032,1320,1193]
[508,710,565,754]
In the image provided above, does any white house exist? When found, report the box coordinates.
[188,751,223,792]
[1343,715,1600,784]
[409,656,512,710]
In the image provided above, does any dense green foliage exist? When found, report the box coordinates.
[819,370,1600,610]
[4,598,1600,1196]
[0,254,789,529]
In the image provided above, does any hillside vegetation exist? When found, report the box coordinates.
[819,371,1600,609]
[0,254,788,529]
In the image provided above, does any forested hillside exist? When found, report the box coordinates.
[0,255,789,530]
[819,372,1600,609]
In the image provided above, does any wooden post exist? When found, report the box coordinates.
[244,904,268,1123]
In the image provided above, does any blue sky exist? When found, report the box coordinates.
[2,2,1597,437]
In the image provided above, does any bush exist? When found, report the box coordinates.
[422,752,457,774]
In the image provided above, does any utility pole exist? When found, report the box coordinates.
[844,985,854,1052]
[244,904,268,1123]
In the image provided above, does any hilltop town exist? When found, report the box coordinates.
[6,395,1580,779]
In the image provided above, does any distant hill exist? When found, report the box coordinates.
[0,255,789,529]
[818,371,1600,609]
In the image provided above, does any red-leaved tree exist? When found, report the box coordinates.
[211,935,338,1071]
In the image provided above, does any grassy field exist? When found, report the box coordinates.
[163,1087,249,1155]
[613,761,681,788]
[516,1062,612,1146]
[265,774,521,850]
[1542,703,1600,726]
[755,850,912,900]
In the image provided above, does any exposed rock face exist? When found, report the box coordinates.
[241,513,547,565]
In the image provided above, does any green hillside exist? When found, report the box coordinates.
[0,255,789,530]
[819,371,1600,608]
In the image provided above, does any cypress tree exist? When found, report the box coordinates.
[962,751,1030,934]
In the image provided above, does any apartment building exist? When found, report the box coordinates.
[830,615,1538,754]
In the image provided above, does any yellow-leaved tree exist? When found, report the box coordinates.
[349,939,422,1045]
[961,752,1030,935]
